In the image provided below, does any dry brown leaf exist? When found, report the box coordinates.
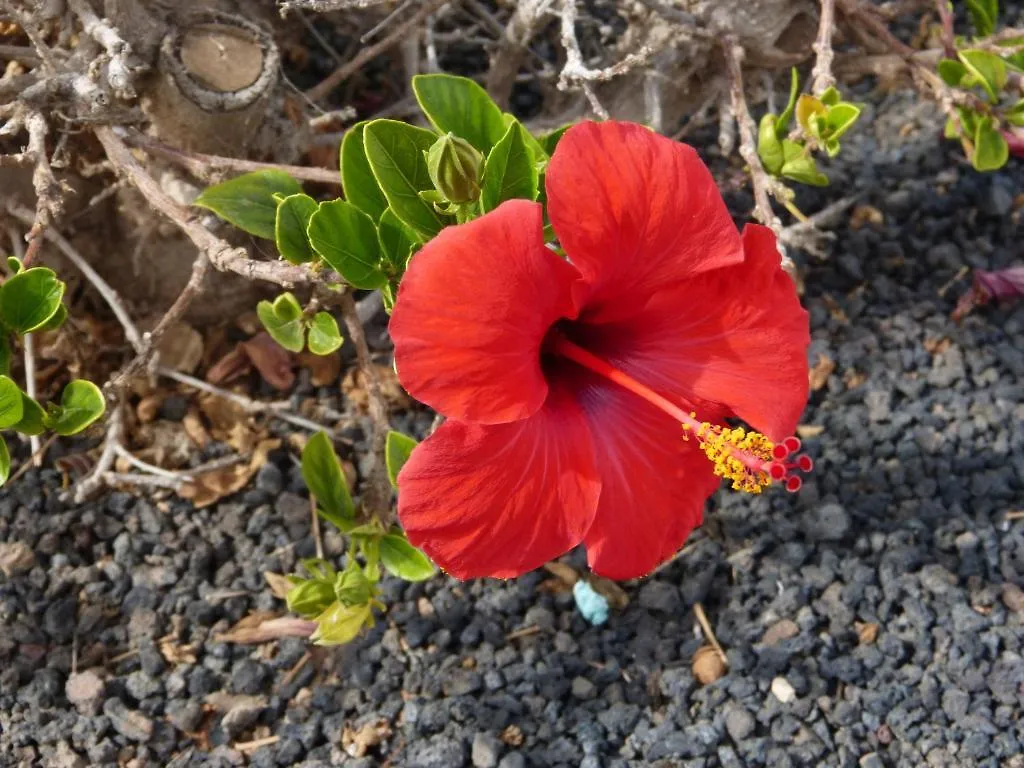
[207,345,251,386]
[500,725,524,747]
[849,204,884,230]
[136,393,163,423]
[241,332,295,391]
[159,638,197,665]
[808,355,835,392]
[156,323,204,374]
[343,364,409,411]
[135,421,194,469]
[693,645,727,685]
[214,613,317,644]
[183,407,211,448]
[264,572,292,600]
[796,424,825,438]
[761,619,799,646]
[298,349,342,387]
[588,575,629,610]
[178,438,279,508]
[342,719,392,758]
[542,562,579,585]
[923,337,951,356]
[855,621,879,645]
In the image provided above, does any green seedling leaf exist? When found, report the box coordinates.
[301,431,355,527]
[311,600,373,646]
[1006,99,1024,127]
[938,58,968,88]
[796,94,828,138]
[825,103,861,141]
[307,199,387,290]
[334,564,375,606]
[820,86,841,107]
[46,380,105,435]
[412,73,508,153]
[377,208,419,275]
[966,0,997,37]
[341,122,389,222]
[37,303,67,332]
[5,257,21,275]
[758,114,785,175]
[780,140,829,186]
[972,116,1009,171]
[257,292,305,353]
[959,49,1007,102]
[0,436,8,486]
[481,120,538,212]
[13,392,45,436]
[307,312,342,356]
[363,120,448,240]
[0,267,64,333]
[380,533,436,581]
[194,170,302,240]
[0,376,23,429]
[0,336,11,378]
[776,67,801,138]
[275,193,319,265]
[385,430,418,488]
[286,578,337,619]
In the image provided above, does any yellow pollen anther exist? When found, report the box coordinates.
[685,422,775,494]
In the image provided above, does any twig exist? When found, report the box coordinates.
[5,226,40,462]
[94,126,325,290]
[693,603,729,665]
[810,0,838,95]
[103,472,184,490]
[120,129,342,186]
[21,112,63,266]
[486,0,554,108]
[934,0,956,59]
[777,194,859,257]
[304,0,450,101]
[112,444,193,482]
[234,736,280,753]
[7,434,58,486]
[338,291,393,521]
[280,0,394,10]
[66,0,137,97]
[73,404,124,503]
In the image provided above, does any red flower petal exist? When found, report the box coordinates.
[396,383,600,580]
[576,224,809,441]
[546,121,743,321]
[568,372,720,580]
[390,200,580,424]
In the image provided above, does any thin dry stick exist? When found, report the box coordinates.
[74,404,124,503]
[486,0,553,107]
[338,290,393,520]
[5,225,40,462]
[120,130,342,186]
[693,602,729,665]
[7,434,58,486]
[810,0,838,95]
[22,112,63,266]
[305,0,450,101]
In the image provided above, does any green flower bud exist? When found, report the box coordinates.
[426,133,483,204]
[286,578,336,619]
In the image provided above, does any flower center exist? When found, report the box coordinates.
[547,332,812,494]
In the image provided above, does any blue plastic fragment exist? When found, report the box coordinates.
[573,579,609,626]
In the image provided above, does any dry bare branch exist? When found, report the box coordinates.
[810,0,837,95]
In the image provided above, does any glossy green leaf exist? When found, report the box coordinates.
[13,392,45,436]
[412,74,508,153]
[311,600,372,646]
[780,140,829,186]
[301,431,355,527]
[938,58,968,88]
[377,208,419,274]
[341,122,389,222]
[194,170,302,240]
[257,292,305,353]
[758,114,785,175]
[307,312,342,356]
[385,430,418,488]
[363,120,448,240]
[959,50,1007,101]
[538,124,572,156]
[0,267,64,333]
[47,380,105,435]
[0,436,9,487]
[334,565,375,606]
[380,533,436,581]
[481,120,538,212]
[503,113,550,165]
[286,578,337,619]
[1006,99,1024,127]
[776,67,801,138]
[275,193,318,265]
[0,376,23,429]
[972,116,1009,171]
[966,0,997,36]
[825,103,861,141]
[307,199,386,290]
[37,303,67,332]
[819,86,841,107]
[5,257,22,275]
[0,336,11,378]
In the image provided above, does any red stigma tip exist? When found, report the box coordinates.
[797,454,814,472]
[769,462,787,481]
[772,444,789,460]
[783,436,802,453]
[785,476,802,493]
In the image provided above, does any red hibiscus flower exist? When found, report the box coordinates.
[389,121,811,581]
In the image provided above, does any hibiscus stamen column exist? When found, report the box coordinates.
[548,332,813,494]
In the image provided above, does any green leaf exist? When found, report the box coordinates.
[257,292,305,353]
[275,193,319,265]
[194,170,302,240]
[380,533,436,581]
[819,86,841,107]
[5,257,22,275]
[481,120,538,212]
[307,312,342,356]
[959,49,1007,101]
[377,208,419,274]
[1006,99,1024,127]
[307,199,387,290]
[824,103,861,141]
[300,431,355,527]
[37,303,67,332]
[958,106,980,138]
[0,336,11,377]
[972,116,1009,171]
[46,379,105,435]
[286,578,337,619]
[938,58,968,87]
[0,375,23,429]
[0,436,9,487]
[385,430,418,488]
[341,122,389,222]
[311,600,373,646]
[780,140,829,186]
[944,115,961,139]
[758,114,785,175]
[503,113,550,166]
[966,0,997,37]
[0,267,64,333]
[334,564,375,606]
[538,124,572,156]
[776,67,801,138]
[363,120,448,240]
[12,392,45,436]
[796,94,828,138]
[412,74,508,153]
